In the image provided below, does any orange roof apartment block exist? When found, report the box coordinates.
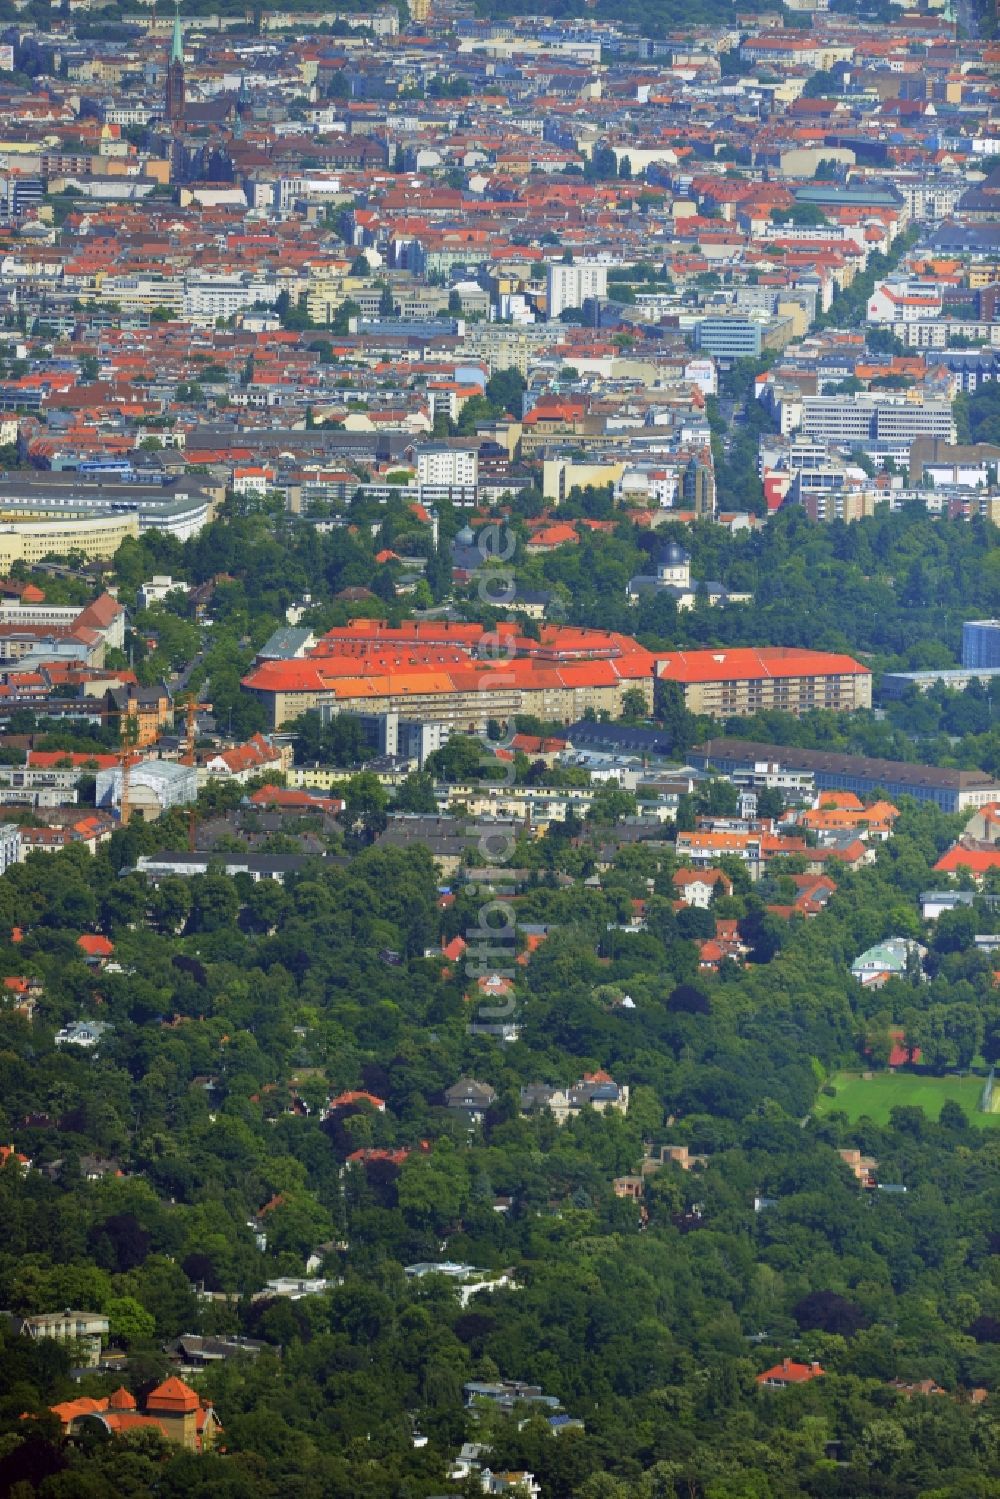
[655,647,871,718]
[242,619,656,729]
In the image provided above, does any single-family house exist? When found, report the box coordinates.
[850,938,926,988]
[672,867,734,908]
[756,1358,825,1389]
[444,1077,497,1121]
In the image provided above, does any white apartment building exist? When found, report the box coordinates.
[98,274,184,315]
[0,822,21,874]
[101,104,151,127]
[461,324,550,378]
[893,320,1000,351]
[184,274,280,323]
[896,177,966,221]
[867,277,944,324]
[137,575,191,610]
[415,444,478,489]
[546,260,609,319]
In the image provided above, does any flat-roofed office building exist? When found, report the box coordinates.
[690,738,1000,813]
[962,620,1000,669]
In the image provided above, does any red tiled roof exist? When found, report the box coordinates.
[101,1412,170,1439]
[934,843,1000,874]
[28,750,118,771]
[145,1378,201,1415]
[77,934,114,957]
[248,785,342,813]
[328,1090,385,1110]
[656,647,869,684]
[527,523,580,548]
[51,1397,109,1426]
[211,732,282,776]
[757,1359,825,1386]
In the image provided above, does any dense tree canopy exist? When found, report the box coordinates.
[0,787,997,1496]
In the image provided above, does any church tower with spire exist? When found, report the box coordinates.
[164,5,185,128]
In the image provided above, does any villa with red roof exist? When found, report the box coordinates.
[756,1359,825,1389]
[326,1089,386,1113]
[49,1378,220,1451]
[933,841,1000,881]
[248,784,343,815]
[77,933,114,964]
[204,732,289,783]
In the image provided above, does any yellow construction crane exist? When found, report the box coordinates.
[178,695,211,768]
[118,710,140,828]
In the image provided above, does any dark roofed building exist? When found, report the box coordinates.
[955,163,1000,222]
[690,739,1000,813]
[564,719,673,757]
[928,222,1000,254]
[167,1334,269,1367]
[132,851,325,882]
[444,1077,497,1118]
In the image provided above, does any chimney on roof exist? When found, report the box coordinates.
[783,1359,791,1371]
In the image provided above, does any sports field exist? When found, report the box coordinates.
[814,1071,1000,1128]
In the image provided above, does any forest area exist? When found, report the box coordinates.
[0,792,997,1497]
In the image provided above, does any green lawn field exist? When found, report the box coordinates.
[814,1071,1000,1128]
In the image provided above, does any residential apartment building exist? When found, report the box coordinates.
[892,320,1000,351]
[13,1310,110,1368]
[0,822,20,874]
[243,621,656,728]
[250,659,652,730]
[546,261,608,319]
[415,443,478,489]
[462,325,550,378]
[798,488,878,524]
[655,647,872,718]
[867,278,944,324]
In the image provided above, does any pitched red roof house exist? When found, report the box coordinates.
[327,1090,386,1112]
[934,843,1000,878]
[346,1146,411,1166]
[77,934,114,959]
[757,1359,825,1388]
[248,785,343,814]
[882,1027,922,1068]
[206,732,284,781]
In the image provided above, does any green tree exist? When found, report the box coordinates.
[106,1295,156,1349]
